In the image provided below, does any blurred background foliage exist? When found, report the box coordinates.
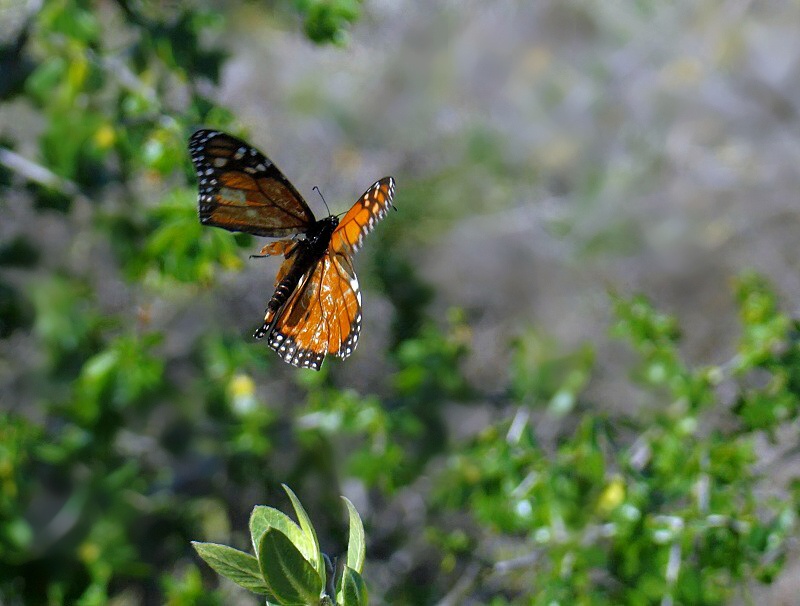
[1,0,800,604]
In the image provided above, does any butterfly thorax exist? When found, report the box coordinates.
[304,216,339,252]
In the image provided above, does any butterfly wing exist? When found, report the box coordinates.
[189,130,316,237]
[330,177,396,255]
[255,251,361,370]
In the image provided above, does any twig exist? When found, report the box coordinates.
[0,147,81,198]
[493,551,540,575]
[435,562,481,606]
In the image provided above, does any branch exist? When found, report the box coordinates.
[435,562,481,606]
[0,147,80,197]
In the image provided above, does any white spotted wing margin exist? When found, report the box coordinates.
[257,250,363,371]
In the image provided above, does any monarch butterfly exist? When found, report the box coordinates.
[188,129,396,370]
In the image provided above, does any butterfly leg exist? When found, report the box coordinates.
[249,240,297,259]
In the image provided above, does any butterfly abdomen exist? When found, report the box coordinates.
[256,217,340,338]
[268,280,294,312]
[257,250,312,334]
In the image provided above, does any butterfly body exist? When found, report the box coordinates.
[258,215,339,331]
[188,129,395,370]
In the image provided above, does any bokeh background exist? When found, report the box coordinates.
[2,1,800,604]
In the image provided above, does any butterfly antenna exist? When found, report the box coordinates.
[313,186,332,216]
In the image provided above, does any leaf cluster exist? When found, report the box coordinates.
[194,485,367,606]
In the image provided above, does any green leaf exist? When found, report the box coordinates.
[282,484,326,578]
[257,528,323,605]
[296,0,362,45]
[338,567,368,606]
[342,497,366,573]
[191,542,273,597]
[249,506,314,567]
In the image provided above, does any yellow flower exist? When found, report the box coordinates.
[94,125,116,149]
[228,374,257,414]
[598,475,625,513]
